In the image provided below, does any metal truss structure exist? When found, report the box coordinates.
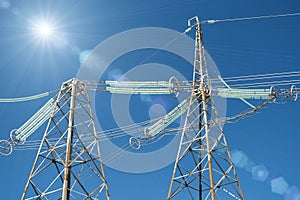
[167,17,244,200]
[21,79,110,200]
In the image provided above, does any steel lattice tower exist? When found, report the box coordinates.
[167,17,244,200]
[22,79,110,200]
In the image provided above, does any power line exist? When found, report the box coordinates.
[0,91,52,103]
[202,12,300,24]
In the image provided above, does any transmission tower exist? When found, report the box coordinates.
[167,17,244,200]
[21,79,110,200]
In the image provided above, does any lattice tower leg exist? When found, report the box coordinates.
[21,78,110,200]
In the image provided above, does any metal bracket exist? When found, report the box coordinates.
[129,137,141,150]
[0,140,13,156]
[185,16,200,33]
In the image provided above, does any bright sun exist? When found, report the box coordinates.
[37,23,53,38]
[30,19,55,39]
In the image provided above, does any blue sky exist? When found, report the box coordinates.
[0,0,300,199]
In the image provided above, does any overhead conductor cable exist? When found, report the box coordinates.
[202,12,300,24]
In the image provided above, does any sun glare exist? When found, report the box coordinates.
[30,19,56,40]
[28,17,67,50]
[37,23,53,38]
